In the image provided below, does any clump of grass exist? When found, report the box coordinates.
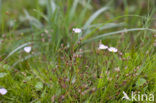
[0,0,156,102]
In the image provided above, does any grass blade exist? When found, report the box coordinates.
[83,7,109,28]
[78,0,91,24]
[22,10,43,28]
[11,53,40,68]
[83,23,124,37]
[99,23,124,30]
[82,28,156,45]
[69,0,79,21]
[50,0,57,14]
[83,23,124,30]
[3,42,32,61]
[33,9,48,22]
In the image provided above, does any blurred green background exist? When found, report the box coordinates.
[0,0,156,33]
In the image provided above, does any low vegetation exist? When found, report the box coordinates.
[0,0,155,102]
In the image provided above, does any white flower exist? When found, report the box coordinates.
[73,28,82,33]
[108,47,118,52]
[24,46,32,53]
[114,67,120,72]
[98,44,108,50]
[0,88,7,95]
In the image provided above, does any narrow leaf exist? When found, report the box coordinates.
[82,28,156,45]
[4,42,32,61]
[69,0,79,20]
[83,7,109,28]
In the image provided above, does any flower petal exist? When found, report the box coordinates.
[98,44,108,50]
[0,88,7,95]
[73,28,82,33]
[108,47,118,52]
[24,46,32,53]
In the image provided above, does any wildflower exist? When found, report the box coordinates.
[78,89,81,93]
[0,88,7,95]
[108,47,118,52]
[125,73,128,76]
[24,46,32,53]
[51,95,56,102]
[154,42,156,47]
[107,77,112,81]
[91,87,96,92]
[114,67,120,72]
[73,28,82,33]
[81,90,88,96]
[105,70,110,76]
[98,44,108,50]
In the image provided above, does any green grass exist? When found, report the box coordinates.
[0,0,156,102]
